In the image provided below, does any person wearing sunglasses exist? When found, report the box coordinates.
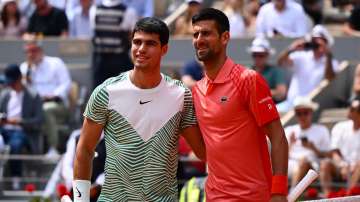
[249,37,287,103]
[284,97,330,190]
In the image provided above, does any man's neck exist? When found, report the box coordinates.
[130,69,162,89]
[353,121,360,131]
[203,55,227,80]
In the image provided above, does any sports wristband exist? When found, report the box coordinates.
[271,175,288,195]
[73,180,91,202]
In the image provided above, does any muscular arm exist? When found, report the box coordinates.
[263,119,288,175]
[181,125,206,161]
[74,118,104,180]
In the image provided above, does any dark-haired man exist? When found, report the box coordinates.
[73,17,206,202]
[191,8,288,201]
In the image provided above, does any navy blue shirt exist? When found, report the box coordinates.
[181,60,203,81]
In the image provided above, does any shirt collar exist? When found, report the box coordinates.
[204,57,235,84]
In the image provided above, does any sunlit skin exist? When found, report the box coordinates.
[192,20,229,80]
[130,31,168,88]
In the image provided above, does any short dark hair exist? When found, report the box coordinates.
[132,17,169,46]
[192,8,230,35]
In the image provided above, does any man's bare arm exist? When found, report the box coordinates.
[74,118,104,180]
[181,125,206,161]
[263,119,288,175]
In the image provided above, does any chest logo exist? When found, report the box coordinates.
[220,96,228,103]
[139,100,152,105]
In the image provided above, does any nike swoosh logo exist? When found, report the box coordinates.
[76,187,82,198]
[139,100,152,105]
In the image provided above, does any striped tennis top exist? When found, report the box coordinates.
[84,71,197,201]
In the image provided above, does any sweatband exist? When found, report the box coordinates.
[271,175,288,195]
[73,180,91,202]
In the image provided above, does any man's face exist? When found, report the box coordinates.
[131,31,168,70]
[252,52,269,67]
[33,0,47,9]
[192,20,226,62]
[295,108,313,127]
[24,44,42,63]
[348,101,360,121]
[353,65,360,93]
[312,37,327,55]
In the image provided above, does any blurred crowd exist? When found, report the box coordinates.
[0,0,359,200]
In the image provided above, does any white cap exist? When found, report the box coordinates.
[293,97,319,111]
[186,0,203,4]
[311,25,334,47]
[248,37,275,55]
[102,0,122,7]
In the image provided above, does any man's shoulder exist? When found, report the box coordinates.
[332,120,352,134]
[163,74,188,91]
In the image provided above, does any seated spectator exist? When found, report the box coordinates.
[174,0,202,37]
[25,0,69,37]
[256,0,309,38]
[320,96,360,197]
[249,37,287,102]
[277,25,340,113]
[69,0,93,38]
[122,0,154,18]
[222,0,247,38]
[0,64,43,189]
[285,97,330,189]
[302,0,323,25]
[61,129,105,202]
[343,1,360,37]
[181,59,203,88]
[20,40,72,157]
[0,0,27,38]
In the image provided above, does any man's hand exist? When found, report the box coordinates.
[270,195,288,202]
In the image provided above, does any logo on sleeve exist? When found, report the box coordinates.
[75,187,82,198]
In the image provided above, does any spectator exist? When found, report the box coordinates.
[20,40,72,157]
[0,64,43,189]
[122,0,154,18]
[249,37,287,102]
[301,0,323,25]
[25,0,69,37]
[350,64,360,101]
[277,25,340,113]
[174,0,202,37]
[69,0,94,38]
[181,59,203,88]
[320,96,360,196]
[256,0,309,38]
[0,0,27,38]
[343,0,360,36]
[222,0,247,38]
[285,97,330,189]
[61,129,105,202]
[91,0,137,88]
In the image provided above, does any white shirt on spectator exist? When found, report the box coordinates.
[3,90,23,131]
[20,56,72,104]
[227,12,246,38]
[256,0,309,38]
[285,124,331,163]
[70,6,94,38]
[286,50,339,103]
[331,120,360,167]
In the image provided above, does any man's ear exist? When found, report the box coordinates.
[221,31,230,46]
[161,44,168,56]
